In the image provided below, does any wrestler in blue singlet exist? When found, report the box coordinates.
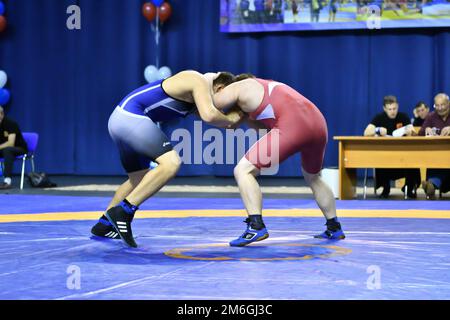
[108,79,195,173]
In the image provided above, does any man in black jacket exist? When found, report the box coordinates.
[363,96,421,198]
[0,106,28,189]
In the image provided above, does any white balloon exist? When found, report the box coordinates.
[157,66,172,80]
[0,70,7,88]
[144,65,159,84]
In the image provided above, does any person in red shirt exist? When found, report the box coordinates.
[213,73,345,246]
[419,93,450,199]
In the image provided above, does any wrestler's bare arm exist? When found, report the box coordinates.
[190,74,242,127]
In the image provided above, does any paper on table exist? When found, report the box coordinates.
[392,124,412,137]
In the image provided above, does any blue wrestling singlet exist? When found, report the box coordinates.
[108,79,196,173]
[118,79,195,122]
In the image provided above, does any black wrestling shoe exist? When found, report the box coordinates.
[105,206,137,248]
[91,218,120,239]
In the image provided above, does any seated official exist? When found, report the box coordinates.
[412,101,430,127]
[419,93,450,199]
[0,106,28,189]
[363,95,421,199]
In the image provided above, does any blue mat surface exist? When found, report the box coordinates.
[1,216,449,299]
[2,194,449,214]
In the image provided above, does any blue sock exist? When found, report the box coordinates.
[119,199,138,215]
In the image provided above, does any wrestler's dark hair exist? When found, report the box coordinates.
[213,72,235,88]
[235,73,256,82]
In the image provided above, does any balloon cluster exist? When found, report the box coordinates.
[0,2,9,105]
[144,65,172,84]
[142,0,172,23]
[0,1,7,33]
[141,1,173,84]
[0,70,10,105]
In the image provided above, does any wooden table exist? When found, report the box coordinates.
[333,136,450,200]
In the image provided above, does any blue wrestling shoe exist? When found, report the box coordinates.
[230,217,269,247]
[314,218,346,240]
[314,229,346,240]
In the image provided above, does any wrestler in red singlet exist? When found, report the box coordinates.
[245,78,328,174]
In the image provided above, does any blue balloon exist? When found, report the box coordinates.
[0,2,4,16]
[0,88,10,105]
[152,0,164,7]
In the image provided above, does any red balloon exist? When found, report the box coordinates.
[158,2,172,23]
[0,16,7,33]
[142,2,157,22]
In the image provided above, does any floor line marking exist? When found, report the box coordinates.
[55,262,216,300]
[0,262,55,277]
[1,209,450,223]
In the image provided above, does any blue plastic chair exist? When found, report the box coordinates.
[0,132,39,190]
